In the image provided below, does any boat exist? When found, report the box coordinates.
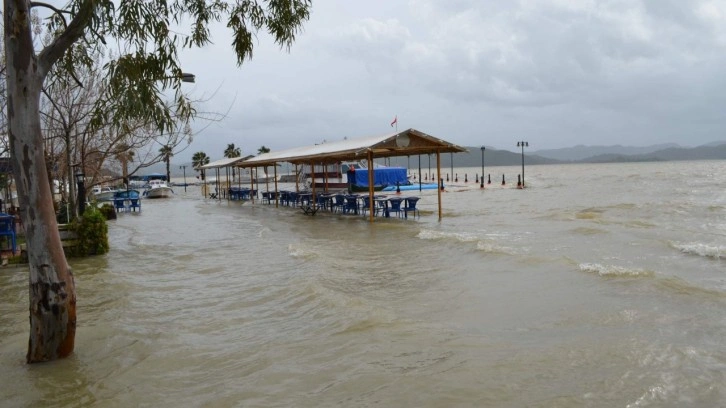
[129,173,167,188]
[348,167,410,192]
[91,186,117,202]
[142,179,174,198]
[381,182,441,191]
[309,162,411,192]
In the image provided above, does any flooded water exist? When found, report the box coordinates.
[1,160,725,407]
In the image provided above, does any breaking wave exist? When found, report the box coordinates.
[476,241,518,255]
[671,242,726,259]
[579,263,655,278]
[417,229,480,242]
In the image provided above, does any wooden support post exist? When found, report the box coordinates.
[437,150,442,221]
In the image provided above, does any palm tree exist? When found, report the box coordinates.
[224,143,241,158]
[224,144,241,178]
[159,145,173,182]
[257,146,271,180]
[192,151,210,181]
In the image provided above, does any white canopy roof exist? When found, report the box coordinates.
[198,155,253,170]
[238,128,466,167]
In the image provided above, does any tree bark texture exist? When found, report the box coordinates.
[5,0,77,363]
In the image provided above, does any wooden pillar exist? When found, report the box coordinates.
[368,151,375,223]
[295,164,299,192]
[311,162,316,210]
[274,163,279,208]
[216,168,221,200]
[250,167,254,203]
[436,150,442,221]
[265,166,270,199]
[324,164,328,192]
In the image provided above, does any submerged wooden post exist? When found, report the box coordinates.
[295,164,299,192]
[274,163,279,208]
[368,151,375,223]
[216,168,221,200]
[250,167,254,203]
[436,150,442,221]
[311,161,316,210]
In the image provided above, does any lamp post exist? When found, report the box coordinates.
[181,72,196,83]
[517,141,529,188]
[75,168,85,217]
[480,146,485,189]
[179,165,187,192]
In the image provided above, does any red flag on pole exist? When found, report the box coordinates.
[390,116,397,127]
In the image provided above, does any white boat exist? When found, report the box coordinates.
[91,186,117,202]
[142,179,174,199]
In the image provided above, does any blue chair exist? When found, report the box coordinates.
[288,191,298,207]
[360,196,371,216]
[388,197,404,218]
[343,195,359,214]
[332,194,346,213]
[361,196,383,217]
[402,197,420,219]
[129,198,141,212]
[0,215,17,254]
[114,198,127,212]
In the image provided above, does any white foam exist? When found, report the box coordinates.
[288,243,317,259]
[476,241,518,255]
[672,242,726,259]
[579,263,654,278]
[417,229,479,242]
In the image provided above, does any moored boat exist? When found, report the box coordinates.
[143,179,174,198]
[91,186,117,202]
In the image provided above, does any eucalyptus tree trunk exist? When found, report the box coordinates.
[5,0,76,363]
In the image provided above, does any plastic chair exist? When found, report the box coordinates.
[114,198,127,212]
[0,216,17,254]
[343,195,359,214]
[129,198,141,212]
[332,194,346,213]
[402,197,420,219]
[388,197,404,218]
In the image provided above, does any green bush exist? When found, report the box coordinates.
[69,206,109,256]
[99,203,117,220]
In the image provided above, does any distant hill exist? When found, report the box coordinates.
[156,142,726,175]
[533,143,681,161]
[433,147,562,168]
[581,143,726,163]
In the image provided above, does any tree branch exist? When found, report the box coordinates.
[37,0,97,78]
[30,1,71,28]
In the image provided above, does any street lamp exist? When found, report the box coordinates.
[480,146,485,189]
[74,168,85,216]
[181,72,196,83]
[517,141,529,188]
[179,165,187,192]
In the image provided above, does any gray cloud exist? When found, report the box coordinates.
[177,0,726,162]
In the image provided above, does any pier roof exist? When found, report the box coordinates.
[237,128,467,167]
[198,155,255,170]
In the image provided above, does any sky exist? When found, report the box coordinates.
[174,0,726,163]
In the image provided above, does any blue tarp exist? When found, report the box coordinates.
[352,167,408,187]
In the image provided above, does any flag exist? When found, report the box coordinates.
[390,116,397,127]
